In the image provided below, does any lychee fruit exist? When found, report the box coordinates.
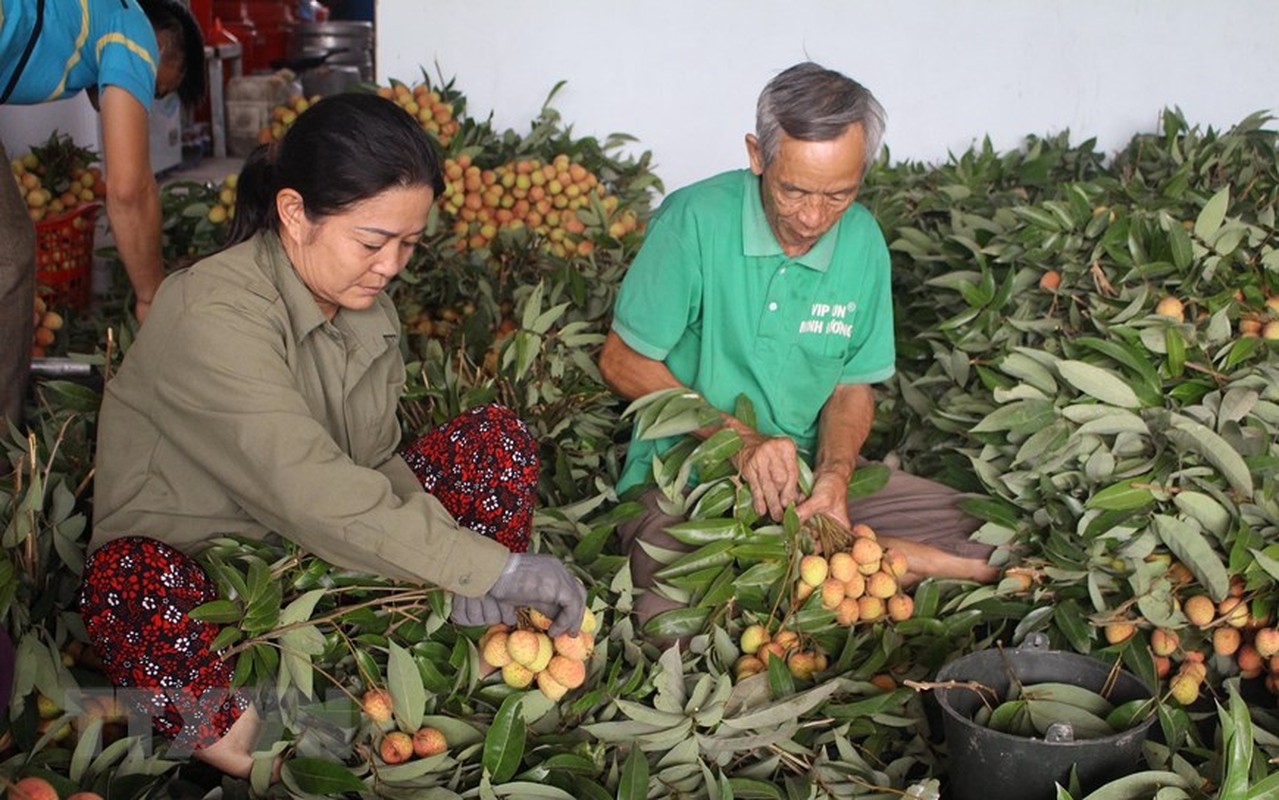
[1104,622,1136,645]
[362,688,393,724]
[866,571,898,600]
[828,551,857,583]
[412,726,448,758]
[536,670,568,701]
[1150,628,1179,658]
[799,555,828,587]
[820,578,846,609]
[1168,672,1200,705]
[545,655,586,690]
[1254,627,1279,658]
[1183,595,1215,627]
[740,623,769,655]
[1213,626,1242,657]
[380,731,414,764]
[482,631,513,668]
[887,593,914,621]
[851,537,882,566]
[506,630,541,667]
[834,597,860,627]
[501,662,535,689]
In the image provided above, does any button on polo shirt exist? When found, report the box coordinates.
[613,169,896,494]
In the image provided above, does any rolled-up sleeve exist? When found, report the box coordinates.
[147,300,510,596]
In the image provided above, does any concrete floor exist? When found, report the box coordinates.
[160,156,245,187]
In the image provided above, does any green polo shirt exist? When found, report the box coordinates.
[613,169,895,493]
[91,231,512,596]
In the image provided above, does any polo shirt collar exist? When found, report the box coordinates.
[256,231,397,356]
[740,170,838,272]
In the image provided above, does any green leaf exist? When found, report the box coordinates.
[1055,599,1094,654]
[1073,337,1162,405]
[643,607,710,639]
[1219,684,1252,799]
[766,652,795,697]
[282,758,367,795]
[663,518,743,546]
[1171,491,1230,540]
[1057,361,1141,409]
[1021,683,1115,717]
[1025,699,1114,739]
[971,399,1056,434]
[1164,328,1185,379]
[1073,409,1149,437]
[1193,187,1229,239]
[1152,515,1230,601]
[1167,220,1193,270]
[721,680,839,731]
[654,539,735,579]
[279,589,326,625]
[387,640,426,731]
[483,692,526,784]
[188,599,243,624]
[1078,771,1192,799]
[846,464,891,499]
[617,741,650,800]
[1086,475,1155,512]
[1106,698,1156,732]
[1165,418,1254,499]
[988,700,1029,735]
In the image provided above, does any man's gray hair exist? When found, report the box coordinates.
[755,62,886,175]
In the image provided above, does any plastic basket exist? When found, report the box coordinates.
[35,202,100,310]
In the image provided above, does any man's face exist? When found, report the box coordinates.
[746,124,866,257]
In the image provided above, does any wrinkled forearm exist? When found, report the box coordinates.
[813,383,874,484]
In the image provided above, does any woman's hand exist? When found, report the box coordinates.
[453,553,586,636]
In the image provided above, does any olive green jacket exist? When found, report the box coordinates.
[91,232,510,596]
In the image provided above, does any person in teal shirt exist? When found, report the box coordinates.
[0,0,205,426]
[599,62,999,630]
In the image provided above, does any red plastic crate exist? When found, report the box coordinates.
[35,202,99,310]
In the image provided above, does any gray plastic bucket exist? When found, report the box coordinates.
[934,633,1158,800]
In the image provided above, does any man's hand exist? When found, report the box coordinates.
[796,471,852,530]
[734,432,801,521]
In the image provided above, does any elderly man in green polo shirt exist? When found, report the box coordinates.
[599,62,999,629]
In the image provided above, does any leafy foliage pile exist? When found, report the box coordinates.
[3,74,1279,799]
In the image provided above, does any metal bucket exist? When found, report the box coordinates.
[934,633,1157,800]
[289,21,373,81]
[301,64,363,97]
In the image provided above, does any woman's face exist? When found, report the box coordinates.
[278,184,435,320]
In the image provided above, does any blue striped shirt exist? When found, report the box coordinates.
[0,0,158,108]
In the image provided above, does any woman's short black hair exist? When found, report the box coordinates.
[138,0,206,107]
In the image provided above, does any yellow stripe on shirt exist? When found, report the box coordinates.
[94,31,157,71]
[43,0,93,101]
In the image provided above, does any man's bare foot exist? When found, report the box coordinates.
[878,536,999,584]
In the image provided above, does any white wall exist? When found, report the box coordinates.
[379,0,1279,193]
[0,95,100,161]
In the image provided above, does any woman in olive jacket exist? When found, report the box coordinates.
[82,93,585,778]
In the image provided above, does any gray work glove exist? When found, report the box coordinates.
[449,593,518,628]
[487,553,586,637]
